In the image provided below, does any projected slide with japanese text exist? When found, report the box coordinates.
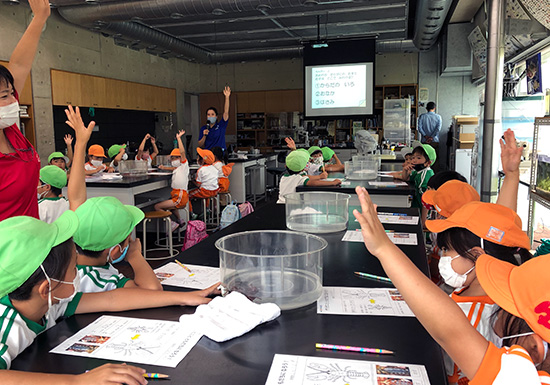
[311,65,367,109]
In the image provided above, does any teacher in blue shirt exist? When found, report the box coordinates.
[198,86,231,151]
[417,101,441,171]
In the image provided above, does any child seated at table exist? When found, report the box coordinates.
[277,149,341,204]
[321,147,345,172]
[136,133,159,167]
[189,147,219,215]
[37,165,69,224]
[156,130,190,231]
[394,143,436,209]
[212,146,234,194]
[107,144,127,172]
[73,196,162,292]
[305,146,324,176]
[84,144,114,175]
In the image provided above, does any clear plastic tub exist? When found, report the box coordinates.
[215,230,326,310]
[285,192,350,233]
[119,160,148,176]
[345,159,378,180]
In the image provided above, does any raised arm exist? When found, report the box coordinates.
[7,0,50,93]
[223,86,231,121]
[284,137,297,151]
[64,106,93,210]
[496,129,522,212]
[63,134,74,167]
[136,133,150,159]
[121,238,162,291]
[150,136,159,160]
[353,186,488,379]
[176,130,187,162]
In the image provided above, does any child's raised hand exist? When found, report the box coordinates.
[500,128,522,175]
[181,282,221,306]
[284,137,296,150]
[353,186,396,257]
[144,133,151,140]
[64,134,74,145]
[126,238,142,261]
[65,105,94,143]
[176,130,186,139]
[150,137,156,144]
[76,363,147,385]
[28,0,51,21]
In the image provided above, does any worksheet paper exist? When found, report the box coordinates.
[154,262,220,289]
[265,354,430,385]
[50,315,202,367]
[342,230,418,245]
[368,181,408,187]
[377,213,419,225]
[317,287,414,317]
[323,178,351,186]
[147,171,173,175]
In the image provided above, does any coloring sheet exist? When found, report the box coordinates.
[50,315,202,367]
[376,213,419,225]
[368,181,408,187]
[317,287,414,317]
[342,230,418,245]
[265,354,430,385]
[154,263,220,289]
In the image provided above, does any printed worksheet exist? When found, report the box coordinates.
[50,315,202,367]
[317,287,414,317]
[368,181,408,187]
[265,354,431,385]
[342,230,418,245]
[154,262,220,289]
[377,213,419,225]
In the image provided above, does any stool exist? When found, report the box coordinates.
[142,211,178,260]
[200,195,220,230]
[154,204,189,248]
[218,191,232,207]
[266,166,285,196]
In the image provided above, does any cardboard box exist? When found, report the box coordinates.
[453,115,479,125]
[458,133,475,149]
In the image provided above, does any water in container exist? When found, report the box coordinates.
[285,192,350,233]
[345,155,378,180]
[215,230,326,310]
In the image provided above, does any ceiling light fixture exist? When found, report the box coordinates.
[85,0,99,4]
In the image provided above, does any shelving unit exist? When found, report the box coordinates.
[528,117,550,248]
[236,113,265,149]
[374,83,418,141]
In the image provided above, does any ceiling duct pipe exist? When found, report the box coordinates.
[412,0,453,50]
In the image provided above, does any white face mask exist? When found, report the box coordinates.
[496,331,549,366]
[37,184,48,200]
[122,153,128,161]
[0,101,20,129]
[90,159,103,167]
[312,157,323,165]
[171,159,181,167]
[438,255,475,290]
[40,264,80,309]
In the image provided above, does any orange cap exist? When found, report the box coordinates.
[88,144,106,158]
[170,149,181,157]
[197,148,215,165]
[422,180,480,218]
[477,253,550,342]
[425,201,529,249]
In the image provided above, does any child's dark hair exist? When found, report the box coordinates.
[8,239,74,301]
[75,244,105,259]
[494,308,533,347]
[0,65,15,90]
[412,146,429,161]
[437,227,532,266]
[427,171,467,189]
[206,107,218,116]
[311,150,322,157]
[285,167,303,175]
[212,146,227,163]
[40,179,62,197]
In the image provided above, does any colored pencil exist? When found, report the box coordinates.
[143,373,170,379]
[354,271,392,283]
[316,343,393,355]
[175,260,193,275]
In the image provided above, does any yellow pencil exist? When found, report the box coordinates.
[175,260,194,275]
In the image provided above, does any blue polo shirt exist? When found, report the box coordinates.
[199,118,228,150]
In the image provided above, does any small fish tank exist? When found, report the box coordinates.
[215,230,326,310]
[119,160,148,176]
[345,156,378,180]
[285,192,350,233]
[536,154,550,200]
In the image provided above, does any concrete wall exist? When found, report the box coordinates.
[418,46,481,170]
[0,5,200,163]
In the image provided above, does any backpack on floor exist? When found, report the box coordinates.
[182,220,208,251]
[220,201,241,229]
[238,201,254,218]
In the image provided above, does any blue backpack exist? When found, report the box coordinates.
[220,201,241,229]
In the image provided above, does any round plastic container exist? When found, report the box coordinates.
[215,230,326,310]
[285,192,350,233]
[345,159,377,180]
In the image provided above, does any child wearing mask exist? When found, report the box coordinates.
[321,147,345,172]
[84,145,114,175]
[354,186,550,385]
[107,144,127,172]
[156,130,190,231]
[305,146,325,176]
[395,144,436,209]
[189,147,219,201]
[47,134,73,171]
[37,165,69,224]
[136,133,159,167]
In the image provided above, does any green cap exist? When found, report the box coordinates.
[73,197,144,251]
[0,211,79,298]
[421,144,437,163]
[286,150,310,172]
[40,165,68,189]
[108,144,126,159]
[48,151,69,164]
[308,146,322,155]
[321,147,335,162]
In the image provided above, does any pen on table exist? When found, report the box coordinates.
[354,271,393,283]
[316,343,393,355]
[175,260,194,275]
[143,373,170,379]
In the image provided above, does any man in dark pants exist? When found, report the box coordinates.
[417,101,441,172]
